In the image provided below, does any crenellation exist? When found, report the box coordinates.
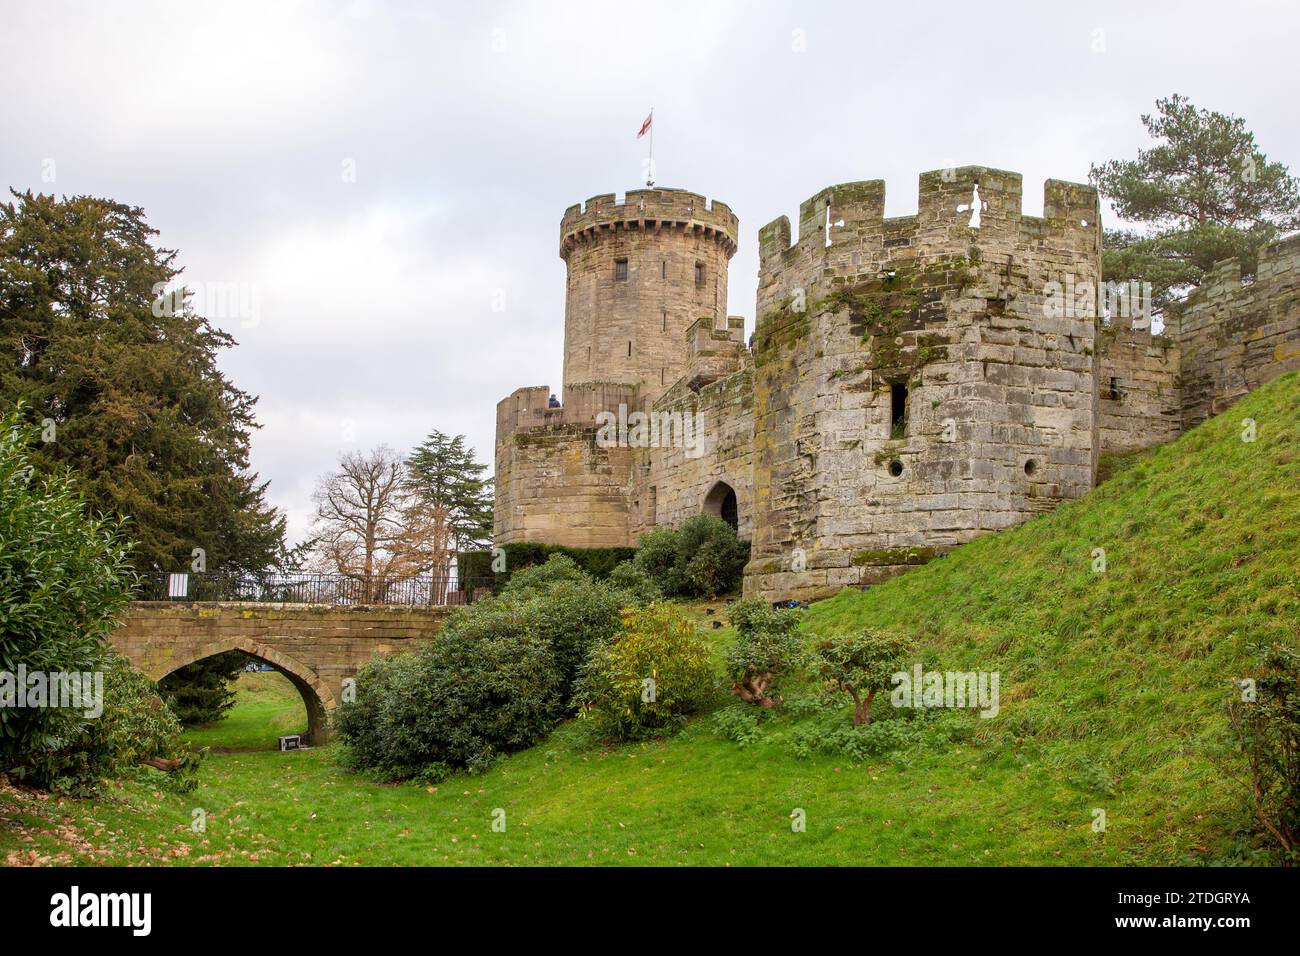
[496,169,1299,599]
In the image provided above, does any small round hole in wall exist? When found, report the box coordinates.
[1024,459,1039,477]
[888,459,904,478]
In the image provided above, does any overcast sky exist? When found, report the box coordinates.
[2,0,1297,547]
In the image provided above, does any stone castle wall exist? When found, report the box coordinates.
[1175,233,1300,430]
[494,172,1300,601]
[1095,327,1182,453]
[746,167,1101,600]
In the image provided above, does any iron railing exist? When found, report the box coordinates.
[135,571,494,607]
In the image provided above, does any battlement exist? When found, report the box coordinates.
[496,382,640,437]
[759,166,1098,272]
[1182,232,1300,317]
[561,187,738,259]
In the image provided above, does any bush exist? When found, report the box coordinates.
[725,599,804,707]
[813,630,915,726]
[335,599,565,781]
[0,409,146,793]
[606,560,663,606]
[632,516,750,598]
[1229,643,1300,863]
[632,527,684,595]
[499,553,587,601]
[576,603,717,741]
[514,577,626,695]
[458,543,637,593]
[789,709,971,761]
[677,516,749,597]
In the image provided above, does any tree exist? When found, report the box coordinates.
[158,650,249,726]
[813,630,913,726]
[0,190,290,577]
[309,445,422,602]
[404,430,493,592]
[1089,95,1300,319]
[726,599,804,708]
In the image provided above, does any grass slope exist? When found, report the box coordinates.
[2,372,1295,866]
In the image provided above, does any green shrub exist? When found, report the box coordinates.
[335,599,565,781]
[514,577,626,695]
[1229,643,1300,863]
[606,560,663,606]
[576,603,717,741]
[725,598,804,707]
[789,709,970,761]
[632,516,750,598]
[813,630,915,726]
[0,408,146,793]
[459,543,636,593]
[632,527,684,595]
[677,516,749,597]
[499,553,587,601]
[712,702,772,748]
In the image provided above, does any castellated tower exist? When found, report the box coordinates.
[494,188,739,548]
[745,166,1102,600]
[560,189,738,405]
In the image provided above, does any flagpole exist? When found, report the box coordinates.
[647,107,654,186]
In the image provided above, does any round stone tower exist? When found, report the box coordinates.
[559,187,738,406]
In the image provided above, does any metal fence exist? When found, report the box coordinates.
[135,571,494,607]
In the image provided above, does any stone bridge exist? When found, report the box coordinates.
[109,602,452,744]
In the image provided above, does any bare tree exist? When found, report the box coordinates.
[310,445,423,602]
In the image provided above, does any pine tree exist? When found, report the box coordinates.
[404,430,493,587]
[0,190,290,577]
[1089,95,1300,319]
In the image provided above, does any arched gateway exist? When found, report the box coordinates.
[702,480,739,531]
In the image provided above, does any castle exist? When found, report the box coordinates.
[494,167,1300,602]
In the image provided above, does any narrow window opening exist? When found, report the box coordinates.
[958,182,986,229]
[615,258,628,281]
[662,260,667,279]
[890,381,909,439]
[695,262,705,287]
[1108,377,1121,401]
[662,310,667,332]
[628,341,633,357]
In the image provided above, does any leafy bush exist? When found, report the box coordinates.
[678,516,749,597]
[499,553,587,601]
[0,409,150,793]
[789,709,970,761]
[712,702,772,748]
[335,599,565,781]
[458,543,636,593]
[632,516,749,598]
[1229,643,1300,862]
[576,603,717,741]
[632,527,684,595]
[606,560,663,606]
[514,577,626,695]
[813,630,915,726]
[726,598,804,707]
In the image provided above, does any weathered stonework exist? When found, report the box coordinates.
[110,602,450,744]
[495,171,1300,602]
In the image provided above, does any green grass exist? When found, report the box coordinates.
[2,372,1296,866]
[179,672,307,752]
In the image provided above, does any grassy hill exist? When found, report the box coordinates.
[2,372,1295,866]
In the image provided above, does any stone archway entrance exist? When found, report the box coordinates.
[702,480,738,532]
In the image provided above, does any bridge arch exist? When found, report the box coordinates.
[156,638,337,746]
